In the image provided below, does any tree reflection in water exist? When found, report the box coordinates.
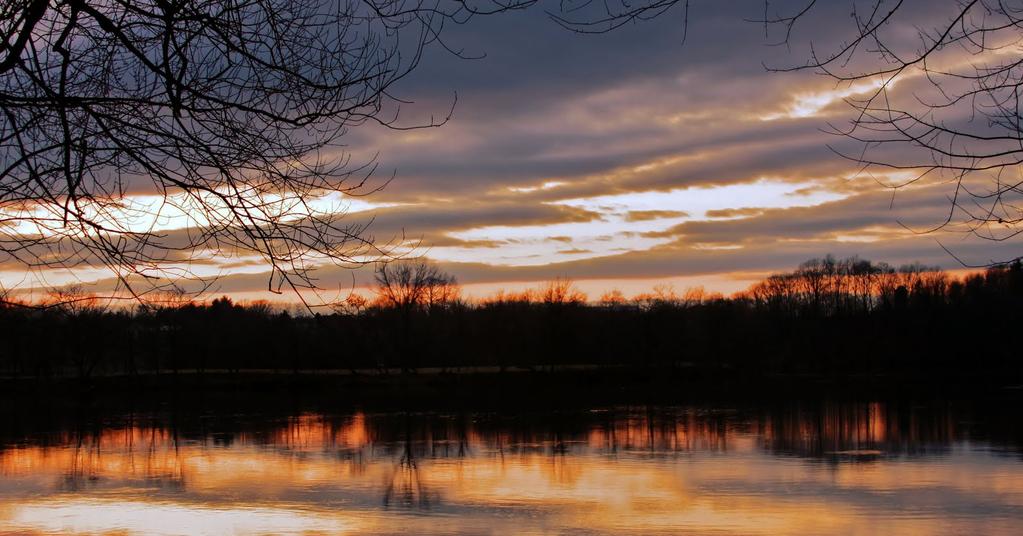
[0,399,1020,535]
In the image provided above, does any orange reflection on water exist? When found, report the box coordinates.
[0,405,1021,535]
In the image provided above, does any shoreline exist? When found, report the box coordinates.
[2,366,1018,411]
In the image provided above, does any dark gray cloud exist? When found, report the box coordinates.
[341,1,855,199]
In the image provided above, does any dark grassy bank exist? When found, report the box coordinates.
[2,364,1019,416]
[4,378,1023,468]
[2,367,1021,459]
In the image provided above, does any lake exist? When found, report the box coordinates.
[1,398,1021,535]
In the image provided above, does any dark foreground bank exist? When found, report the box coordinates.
[2,366,1020,420]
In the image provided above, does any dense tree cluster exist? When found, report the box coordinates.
[742,256,950,315]
[0,256,1020,381]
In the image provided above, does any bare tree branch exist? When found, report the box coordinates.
[0,0,534,303]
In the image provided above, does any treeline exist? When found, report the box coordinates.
[742,257,957,315]
[0,256,1020,381]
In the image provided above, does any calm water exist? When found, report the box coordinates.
[1,400,1021,535]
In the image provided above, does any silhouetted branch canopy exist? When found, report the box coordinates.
[556,0,1023,262]
[0,0,533,299]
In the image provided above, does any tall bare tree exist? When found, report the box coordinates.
[374,259,458,311]
[373,259,458,371]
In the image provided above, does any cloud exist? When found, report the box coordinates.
[625,210,690,222]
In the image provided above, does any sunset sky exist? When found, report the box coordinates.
[5,0,1021,302]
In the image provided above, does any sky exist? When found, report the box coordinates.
[5,0,1023,303]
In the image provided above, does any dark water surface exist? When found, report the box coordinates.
[1,398,1021,535]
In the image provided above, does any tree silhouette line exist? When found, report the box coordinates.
[0,255,1020,381]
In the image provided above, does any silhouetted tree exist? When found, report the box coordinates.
[599,288,628,309]
[374,260,460,370]
[538,277,586,306]
[374,260,460,312]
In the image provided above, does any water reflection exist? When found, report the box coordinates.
[1,401,1021,535]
